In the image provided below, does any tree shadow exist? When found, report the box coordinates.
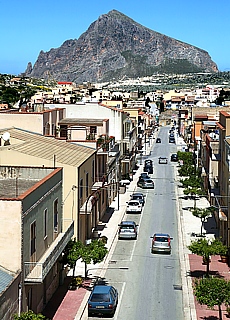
[200,316,219,320]
[189,269,224,279]
[182,206,193,211]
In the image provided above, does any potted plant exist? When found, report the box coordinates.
[97,136,104,147]
[69,276,83,290]
[100,235,108,244]
[217,240,228,263]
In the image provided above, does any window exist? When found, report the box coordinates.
[80,179,83,199]
[44,208,48,238]
[30,221,36,256]
[86,173,89,197]
[53,199,58,233]
[27,288,32,310]
[90,126,97,134]
[92,160,95,183]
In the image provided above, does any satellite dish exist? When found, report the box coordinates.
[2,132,10,141]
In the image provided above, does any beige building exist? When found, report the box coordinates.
[0,106,65,136]
[0,127,98,242]
[0,165,73,318]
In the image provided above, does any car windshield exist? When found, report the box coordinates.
[120,225,134,229]
[128,202,139,206]
[132,196,142,200]
[145,180,152,183]
[91,293,110,302]
[155,237,168,242]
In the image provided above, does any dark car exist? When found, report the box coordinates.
[137,178,154,189]
[144,164,153,174]
[171,153,178,162]
[139,172,150,180]
[144,159,153,174]
[118,220,138,239]
[156,138,161,143]
[169,137,175,143]
[88,285,118,317]
[144,159,153,166]
[130,192,146,206]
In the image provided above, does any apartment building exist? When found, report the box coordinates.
[0,106,65,136]
[0,128,97,242]
[0,166,73,318]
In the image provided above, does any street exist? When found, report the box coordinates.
[85,126,184,320]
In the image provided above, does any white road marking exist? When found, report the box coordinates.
[114,282,126,320]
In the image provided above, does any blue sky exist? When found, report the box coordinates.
[1,0,229,75]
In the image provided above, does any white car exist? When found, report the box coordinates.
[126,200,142,214]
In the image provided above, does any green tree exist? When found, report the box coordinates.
[62,239,108,279]
[178,164,195,177]
[191,207,214,236]
[62,238,83,277]
[177,151,194,165]
[14,310,48,320]
[181,174,204,208]
[80,239,108,278]
[194,277,229,320]
[188,238,228,277]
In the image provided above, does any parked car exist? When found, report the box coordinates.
[130,192,146,206]
[144,159,153,166]
[156,138,161,143]
[88,285,118,317]
[171,153,178,162]
[137,178,155,189]
[118,220,138,239]
[144,163,153,174]
[169,137,175,143]
[126,200,142,213]
[139,172,150,180]
[150,233,173,254]
[119,179,131,186]
[158,157,168,164]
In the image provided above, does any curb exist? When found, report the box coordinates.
[175,166,197,320]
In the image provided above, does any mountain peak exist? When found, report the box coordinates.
[26,11,218,83]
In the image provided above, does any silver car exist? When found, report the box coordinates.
[137,178,154,189]
[118,221,138,240]
[150,233,173,254]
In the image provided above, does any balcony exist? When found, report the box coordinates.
[24,221,74,283]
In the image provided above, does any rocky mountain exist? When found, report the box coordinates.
[25,10,218,83]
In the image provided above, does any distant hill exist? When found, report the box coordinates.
[25,10,218,83]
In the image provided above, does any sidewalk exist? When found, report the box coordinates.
[176,135,230,320]
[43,134,230,320]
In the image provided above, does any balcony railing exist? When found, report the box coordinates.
[24,221,74,283]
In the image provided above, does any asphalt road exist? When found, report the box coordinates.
[88,126,184,320]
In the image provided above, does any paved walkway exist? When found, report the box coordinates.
[42,133,230,320]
